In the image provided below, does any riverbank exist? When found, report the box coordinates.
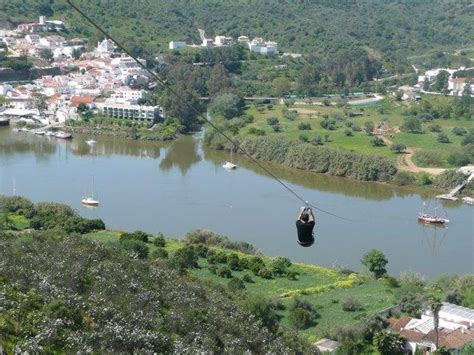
[2,195,473,345]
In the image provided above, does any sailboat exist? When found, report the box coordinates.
[81,177,99,206]
[223,147,238,170]
[418,200,449,225]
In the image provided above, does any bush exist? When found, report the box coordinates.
[371,136,385,147]
[428,124,442,132]
[437,133,450,143]
[248,127,266,136]
[153,232,166,247]
[242,114,254,124]
[249,256,265,275]
[267,117,279,126]
[298,134,308,142]
[184,229,257,254]
[258,267,273,279]
[172,246,199,271]
[341,297,363,312]
[242,274,254,283]
[447,150,470,166]
[452,127,467,136]
[298,122,311,130]
[383,276,400,288]
[402,117,422,133]
[228,277,246,291]
[413,150,442,166]
[344,129,353,137]
[227,253,241,270]
[272,124,282,132]
[311,135,323,146]
[216,266,232,278]
[120,230,151,243]
[287,270,299,280]
[283,109,297,121]
[271,256,292,276]
[121,239,149,259]
[64,217,106,234]
[0,195,35,218]
[419,173,433,185]
[288,299,318,329]
[151,247,168,259]
[392,171,416,186]
[399,293,423,317]
[195,244,209,258]
[390,143,406,153]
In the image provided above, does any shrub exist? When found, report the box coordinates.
[0,196,35,218]
[371,136,385,147]
[248,127,266,136]
[311,135,323,146]
[283,109,297,121]
[121,239,149,259]
[228,277,246,291]
[184,229,257,254]
[216,266,232,278]
[413,150,442,166]
[383,276,400,288]
[258,267,273,279]
[447,150,470,166]
[390,143,406,153]
[249,256,265,275]
[392,171,416,186]
[298,122,311,130]
[288,299,318,329]
[364,121,375,135]
[344,129,353,137]
[64,217,105,234]
[419,173,433,185]
[242,114,254,124]
[298,134,308,143]
[206,249,218,264]
[242,274,254,283]
[239,257,251,270]
[428,124,442,132]
[399,293,423,317]
[227,253,241,270]
[216,251,228,263]
[341,297,363,312]
[244,296,281,333]
[195,244,209,258]
[402,117,422,133]
[322,98,331,106]
[266,117,279,126]
[272,124,282,132]
[452,127,467,136]
[271,256,292,276]
[172,246,199,271]
[151,247,168,259]
[120,230,151,243]
[153,232,166,247]
[437,133,450,143]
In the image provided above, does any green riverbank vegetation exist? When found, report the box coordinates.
[1,195,473,353]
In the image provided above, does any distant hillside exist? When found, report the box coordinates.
[2,0,473,60]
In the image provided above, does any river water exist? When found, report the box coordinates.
[1,128,472,278]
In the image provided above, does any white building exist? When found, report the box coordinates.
[248,38,277,55]
[169,41,186,50]
[214,36,233,46]
[39,35,65,48]
[110,86,144,103]
[202,38,214,47]
[97,39,115,54]
[237,36,249,43]
[96,101,162,122]
[448,77,473,96]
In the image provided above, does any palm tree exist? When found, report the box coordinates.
[430,297,443,349]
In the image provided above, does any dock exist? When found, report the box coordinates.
[437,171,474,201]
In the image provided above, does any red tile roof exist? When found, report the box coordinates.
[70,96,95,107]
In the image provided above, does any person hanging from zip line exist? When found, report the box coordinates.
[296,206,315,247]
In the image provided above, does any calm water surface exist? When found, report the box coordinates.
[1,128,472,278]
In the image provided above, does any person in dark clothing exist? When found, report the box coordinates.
[296,207,315,246]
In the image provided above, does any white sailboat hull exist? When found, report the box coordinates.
[223,161,237,170]
[81,198,99,206]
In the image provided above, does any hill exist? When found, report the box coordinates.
[1,0,473,68]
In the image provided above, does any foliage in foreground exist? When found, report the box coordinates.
[0,231,311,353]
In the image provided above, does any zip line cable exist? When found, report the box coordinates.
[65,0,355,222]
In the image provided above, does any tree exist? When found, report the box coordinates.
[121,239,149,259]
[77,103,88,113]
[433,70,449,92]
[430,297,443,349]
[209,93,244,119]
[402,117,422,133]
[209,63,232,99]
[33,94,48,114]
[171,246,199,272]
[361,249,388,278]
[273,77,291,97]
[364,121,375,135]
[244,296,281,333]
[371,136,385,147]
[161,84,202,132]
[39,48,54,62]
[390,143,406,153]
[373,331,406,355]
[437,133,450,143]
[72,47,84,60]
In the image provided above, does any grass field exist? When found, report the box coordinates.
[84,230,397,341]
[238,95,473,168]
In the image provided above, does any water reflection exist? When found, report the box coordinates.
[160,136,201,174]
[202,144,428,202]
[418,223,448,256]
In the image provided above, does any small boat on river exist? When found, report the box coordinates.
[418,200,449,225]
[86,139,96,145]
[81,177,99,207]
[55,131,72,139]
[223,147,238,170]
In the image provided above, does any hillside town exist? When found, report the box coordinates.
[0,16,162,125]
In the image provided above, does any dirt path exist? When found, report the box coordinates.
[381,136,446,176]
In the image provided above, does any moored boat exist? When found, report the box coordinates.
[417,213,449,225]
[55,131,72,139]
[223,161,237,170]
[81,197,99,206]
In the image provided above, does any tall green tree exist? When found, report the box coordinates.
[361,249,388,278]
[161,84,202,132]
